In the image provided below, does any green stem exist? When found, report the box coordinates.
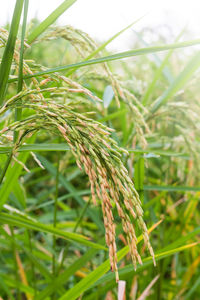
[74,198,91,232]
[0,1,28,185]
[52,152,60,275]
[27,230,36,296]
[0,0,24,105]
[56,197,91,275]
[15,0,29,140]
[0,152,13,185]
[10,226,21,300]
[52,151,60,300]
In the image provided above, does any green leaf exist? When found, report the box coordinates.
[0,212,107,250]
[185,277,200,299]
[143,185,200,192]
[17,0,29,94]
[15,0,29,123]
[133,30,173,83]
[151,51,200,113]
[0,144,190,159]
[66,16,145,76]
[87,243,198,298]
[11,181,26,208]
[36,154,104,232]
[0,275,15,300]
[27,0,77,44]
[0,0,24,105]
[8,38,200,82]
[103,85,114,108]
[142,28,184,105]
[58,244,133,300]
[134,156,144,191]
[35,240,105,300]
[0,151,31,210]
[59,237,197,300]
[85,16,145,61]
[0,135,35,211]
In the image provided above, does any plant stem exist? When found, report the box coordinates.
[0,152,13,185]
[15,0,29,140]
[10,226,21,300]
[56,197,91,275]
[0,0,24,105]
[26,230,37,296]
[52,152,60,272]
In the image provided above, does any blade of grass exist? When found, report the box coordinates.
[36,239,104,300]
[0,212,107,250]
[10,226,21,300]
[0,136,35,211]
[0,0,26,201]
[37,154,104,232]
[134,156,144,200]
[8,38,200,82]
[0,0,24,105]
[56,197,92,277]
[15,0,29,123]
[37,222,161,300]
[58,221,161,300]
[15,252,32,300]
[0,275,15,300]
[151,51,200,113]
[133,29,173,83]
[143,185,200,192]
[185,277,200,299]
[22,245,52,281]
[0,144,190,158]
[98,108,127,123]
[1,276,35,296]
[52,150,60,293]
[142,28,185,105]
[27,0,77,44]
[66,15,145,76]
[87,243,198,299]
[87,16,146,61]
[137,275,160,300]
[157,226,200,253]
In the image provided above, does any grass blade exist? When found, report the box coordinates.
[8,38,200,82]
[35,240,104,300]
[143,185,200,192]
[0,144,190,159]
[88,242,198,299]
[87,16,145,60]
[17,0,29,94]
[151,51,200,113]
[142,28,185,105]
[15,0,29,134]
[66,16,145,76]
[37,154,104,232]
[0,212,107,250]
[0,135,35,211]
[58,221,161,300]
[27,0,77,44]
[133,30,173,83]
[0,0,24,105]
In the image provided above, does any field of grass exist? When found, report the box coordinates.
[0,0,200,299]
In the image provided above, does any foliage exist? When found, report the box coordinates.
[0,0,200,299]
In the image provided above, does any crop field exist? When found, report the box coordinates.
[0,0,200,299]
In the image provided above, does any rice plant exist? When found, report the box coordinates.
[0,0,200,299]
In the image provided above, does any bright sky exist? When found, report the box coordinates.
[1,0,200,51]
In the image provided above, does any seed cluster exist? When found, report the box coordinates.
[0,87,155,281]
[0,26,155,280]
